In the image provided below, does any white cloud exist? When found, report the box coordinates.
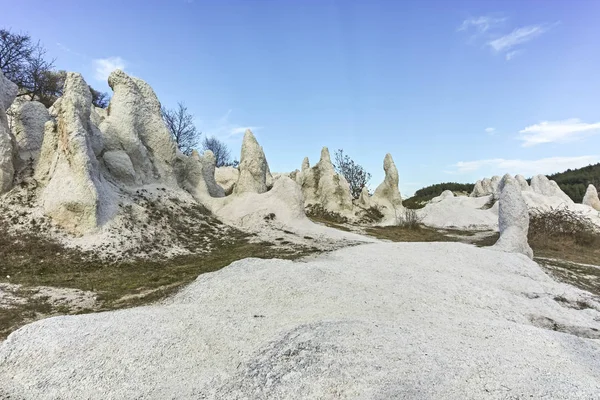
[487,24,548,53]
[458,16,505,33]
[451,155,599,176]
[505,49,523,60]
[485,127,495,134]
[519,118,600,147]
[93,57,126,81]
[205,109,261,141]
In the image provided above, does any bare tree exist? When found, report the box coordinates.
[201,136,235,167]
[90,86,109,108]
[161,102,200,155]
[333,149,371,199]
[0,29,36,85]
[1,28,109,108]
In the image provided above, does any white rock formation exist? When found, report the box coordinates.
[371,153,402,211]
[98,69,177,186]
[0,69,18,193]
[530,174,573,204]
[356,186,372,208]
[2,242,599,399]
[7,99,50,162]
[493,175,533,259]
[515,174,531,192]
[582,184,600,211]
[234,129,268,194]
[102,150,137,185]
[215,166,239,195]
[34,73,110,235]
[471,177,494,197]
[297,147,353,214]
[177,150,225,201]
[430,189,454,204]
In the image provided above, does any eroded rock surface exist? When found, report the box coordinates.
[530,174,573,204]
[234,129,268,194]
[99,69,177,186]
[35,73,110,234]
[582,184,600,211]
[493,175,533,259]
[0,70,18,193]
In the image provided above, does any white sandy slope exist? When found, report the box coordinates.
[418,195,499,230]
[1,242,599,399]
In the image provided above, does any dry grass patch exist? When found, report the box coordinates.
[528,207,600,266]
[0,209,320,339]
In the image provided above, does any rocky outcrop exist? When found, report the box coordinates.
[0,70,18,194]
[530,174,573,204]
[372,153,403,210]
[471,177,495,197]
[582,184,600,211]
[98,69,177,186]
[515,174,531,192]
[234,129,268,194]
[430,190,454,204]
[493,175,533,259]
[356,186,372,208]
[176,150,225,201]
[8,98,50,161]
[35,73,110,235]
[297,147,353,214]
[215,166,239,195]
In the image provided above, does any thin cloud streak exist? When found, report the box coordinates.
[487,24,548,53]
[458,16,506,33]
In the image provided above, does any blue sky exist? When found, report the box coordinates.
[3,0,600,195]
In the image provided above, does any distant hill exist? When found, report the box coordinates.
[403,182,474,209]
[547,163,600,203]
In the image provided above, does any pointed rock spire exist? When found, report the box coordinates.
[582,184,600,211]
[493,175,533,259]
[234,129,269,194]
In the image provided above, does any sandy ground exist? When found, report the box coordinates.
[1,242,599,399]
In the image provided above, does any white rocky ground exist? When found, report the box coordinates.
[1,242,599,399]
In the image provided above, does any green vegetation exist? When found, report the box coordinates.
[545,163,600,202]
[403,182,474,209]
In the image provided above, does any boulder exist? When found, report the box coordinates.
[297,147,353,214]
[34,73,110,235]
[493,175,533,259]
[582,184,600,211]
[215,166,239,196]
[8,98,50,161]
[98,69,177,186]
[530,174,573,204]
[0,69,18,193]
[234,129,268,194]
[372,153,403,210]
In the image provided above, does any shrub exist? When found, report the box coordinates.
[357,205,384,224]
[396,208,421,229]
[305,204,348,224]
[528,207,600,249]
